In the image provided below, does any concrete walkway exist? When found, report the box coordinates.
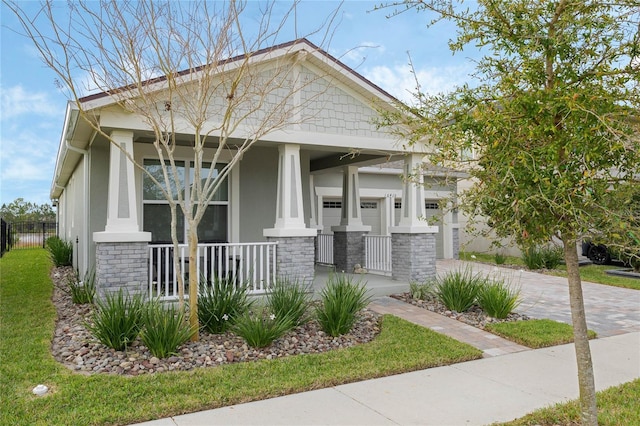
[133,261,640,426]
[136,333,639,426]
[369,296,529,357]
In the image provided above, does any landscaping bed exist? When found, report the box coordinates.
[51,266,381,376]
[391,292,530,329]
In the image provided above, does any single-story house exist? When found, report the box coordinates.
[51,39,459,299]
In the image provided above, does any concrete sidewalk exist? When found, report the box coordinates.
[135,332,639,426]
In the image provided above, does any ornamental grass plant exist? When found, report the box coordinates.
[476,279,522,319]
[266,278,312,327]
[140,300,193,358]
[85,290,145,351]
[316,273,370,337]
[409,279,436,300]
[522,245,563,270]
[435,266,483,313]
[45,236,73,267]
[233,308,294,348]
[68,266,96,304]
[197,277,253,333]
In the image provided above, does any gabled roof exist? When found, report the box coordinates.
[78,38,399,110]
[51,38,402,199]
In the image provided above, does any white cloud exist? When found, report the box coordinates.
[0,85,60,120]
[363,63,472,103]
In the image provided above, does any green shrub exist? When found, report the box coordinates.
[476,279,522,319]
[233,308,294,348]
[522,245,563,269]
[69,267,96,304]
[494,252,507,265]
[140,300,193,358]
[45,236,73,267]
[86,290,145,351]
[316,273,370,337]
[197,277,253,334]
[266,278,312,327]
[409,280,436,300]
[435,266,483,312]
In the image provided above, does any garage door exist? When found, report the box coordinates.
[322,199,381,235]
[394,200,444,259]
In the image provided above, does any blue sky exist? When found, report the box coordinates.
[0,1,478,207]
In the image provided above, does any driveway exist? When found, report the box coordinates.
[437,259,640,337]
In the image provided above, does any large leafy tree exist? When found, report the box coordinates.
[378,1,640,424]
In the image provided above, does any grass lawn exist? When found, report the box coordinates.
[461,251,640,290]
[500,379,640,426]
[485,319,597,349]
[460,251,525,266]
[548,264,640,290]
[1,249,482,425]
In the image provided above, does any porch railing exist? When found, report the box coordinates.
[363,235,392,274]
[149,242,278,300]
[316,234,334,265]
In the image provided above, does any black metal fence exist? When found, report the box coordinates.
[1,219,8,257]
[4,221,58,250]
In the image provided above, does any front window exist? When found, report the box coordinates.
[143,160,228,243]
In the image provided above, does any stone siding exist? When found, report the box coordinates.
[332,231,367,273]
[95,241,148,299]
[267,236,315,283]
[391,233,436,283]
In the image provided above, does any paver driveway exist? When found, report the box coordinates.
[437,259,640,337]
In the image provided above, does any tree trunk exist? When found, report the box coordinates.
[188,229,200,341]
[564,238,598,425]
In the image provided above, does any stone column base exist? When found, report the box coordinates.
[333,231,367,273]
[391,233,436,283]
[95,241,148,299]
[267,236,315,283]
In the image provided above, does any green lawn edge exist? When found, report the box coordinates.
[460,251,640,290]
[498,379,640,426]
[485,319,597,349]
[1,249,482,426]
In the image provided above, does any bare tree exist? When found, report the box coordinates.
[6,0,341,340]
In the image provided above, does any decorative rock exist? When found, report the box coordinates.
[49,265,382,377]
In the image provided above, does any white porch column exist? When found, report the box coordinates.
[264,144,315,283]
[93,130,150,299]
[94,130,151,243]
[308,175,322,230]
[331,166,371,233]
[382,193,395,235]
[331,166,370,273]
[264,144,316,237]
[397,154,429,231]
[390,154,438,282]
